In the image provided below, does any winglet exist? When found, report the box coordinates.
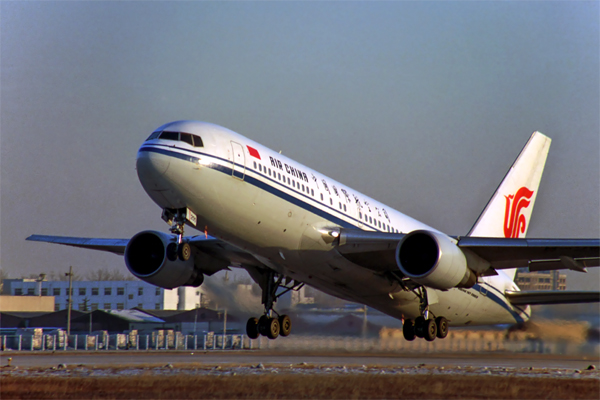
[468,131,551,239]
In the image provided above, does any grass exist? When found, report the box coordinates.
[2,374,599,399]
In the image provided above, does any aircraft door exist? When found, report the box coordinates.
[230,141,246,180]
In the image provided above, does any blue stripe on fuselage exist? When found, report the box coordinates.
[139,145,358,229]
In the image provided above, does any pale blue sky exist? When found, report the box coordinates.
[1,1,598,290]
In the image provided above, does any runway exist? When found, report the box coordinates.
[3,351,598,399]
[2,350,598,370]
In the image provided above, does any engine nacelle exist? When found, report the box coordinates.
[396,230,476,290]
[125,230,204,289]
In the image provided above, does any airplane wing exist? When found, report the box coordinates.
[26,235,129,255]
[456,237,600,272]
[335,229,600,274]
[505,290,600,305]
[25,234,263,270]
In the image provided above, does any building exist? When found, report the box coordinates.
[139,307,241,334]
[514,270,566,291]
[0,295,54,312]
[2,279,207,311]
[70,309,166,333]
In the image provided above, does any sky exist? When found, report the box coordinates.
[1,1,598,291]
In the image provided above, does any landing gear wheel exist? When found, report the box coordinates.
[402,319,415,341]
[414,316,426,338]
[178,243,192,261]
[166,243,178,261]
[424,319,437,342]
[257,315,270,337]
[279,315,292,337]
[435,317,448,339]
[257,316,281,339]
[246,318,259,340]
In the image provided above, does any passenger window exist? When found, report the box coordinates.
[369,216,372,223]
[311,189,314,196]
[192,135,204,147]
[302,184,305,191]
[278,173,281,180]
[287,177,291,184]
[339,202,342,209]
[159,131,179,141]
[359,212,362,219]
[254,161,257,169]
[343,204,347,212]
[320,193,324,201]
[330,198,333,205]
[180,133,194,146]
[146,131,161,141]
[378,221,381,228]
[292,181,295,188]
[268,168,272,176]
[259,165,262,172]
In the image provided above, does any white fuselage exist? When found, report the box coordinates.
[136,121,530,326]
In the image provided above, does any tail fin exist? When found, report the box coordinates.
[467,131,551,278]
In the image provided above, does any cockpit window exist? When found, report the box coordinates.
[146,131,161,141]
[159,131,179,141]
[180,132,194,146]
[192,135,203,147]
[148,130,204,147]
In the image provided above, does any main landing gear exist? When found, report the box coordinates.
[402,286,449,342]
[162,208,192,261]
[245,270,302,340]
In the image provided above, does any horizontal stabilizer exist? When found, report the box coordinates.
[505,290,600,306]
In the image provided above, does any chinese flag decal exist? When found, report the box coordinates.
[247,145,261,160]
[503,187,534,238]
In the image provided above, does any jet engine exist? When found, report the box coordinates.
[396,230,476,290]
[125,230,204,289]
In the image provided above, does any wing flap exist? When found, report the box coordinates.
[505,290,600,306]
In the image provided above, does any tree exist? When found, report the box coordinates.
[86,267,135,281]
[81,297,90,312]
[0,268,9,294]
[48,269,82,281]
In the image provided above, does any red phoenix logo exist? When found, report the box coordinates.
[503,187,535,238]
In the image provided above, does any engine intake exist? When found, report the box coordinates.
[125,230,204,289]
[396,230,476,290]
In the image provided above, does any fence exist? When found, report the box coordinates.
[0,333,596,355]
[256,335,598,355]
[0,332,253,352]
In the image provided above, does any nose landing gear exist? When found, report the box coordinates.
[162,208,193,261]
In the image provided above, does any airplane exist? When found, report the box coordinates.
[28,121,600,341]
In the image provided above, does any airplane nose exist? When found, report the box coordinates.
[136,149,170,190]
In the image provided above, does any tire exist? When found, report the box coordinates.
[279,315,292,337]
[178,243,192,261]
[402,319,415,341]
[414,316,426,338]
[258,315,270,336]
[424,319,437,342]
[246,317,259,339]
[267,318,280,340]
[435,316,448,339]
[166,243,178,261]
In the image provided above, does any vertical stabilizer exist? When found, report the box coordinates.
[468,132,551,279]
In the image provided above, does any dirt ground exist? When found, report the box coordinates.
[2,373,599,399]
